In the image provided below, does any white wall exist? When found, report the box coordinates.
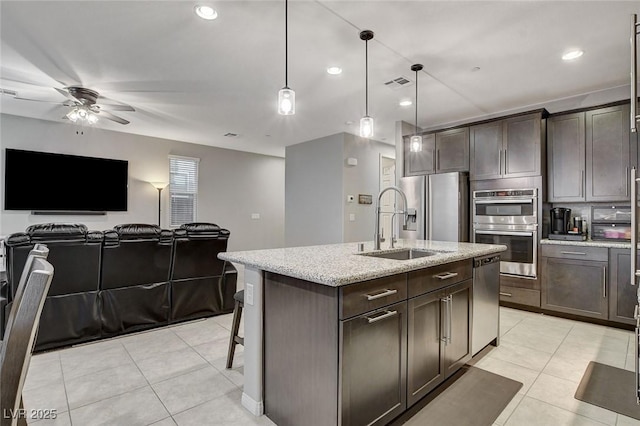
[343,133,395,243]
[285,132,395,246]
[285,133,343,247]
[0,114,285,251]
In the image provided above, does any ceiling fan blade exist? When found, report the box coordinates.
[95,103,135,112]
[54,87,79,103]
[98,110,130,125]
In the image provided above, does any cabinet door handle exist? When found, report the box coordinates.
[434,272,459,280]
[504,148,508,174]
[436,149,440,171]
[441,296,449,343]
[581,170,584,197]
[498,149,502,175]
[603,266,607,298]
[635,323,640,404]
[447,294,453,344]
[499,292,513,297]
[560,251,587,256]
[366,310,397,324]
[627,167,630,196]
[365,288,398,301]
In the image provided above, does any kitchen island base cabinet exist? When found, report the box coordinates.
[407,279,471,407]
[341,301,407,426]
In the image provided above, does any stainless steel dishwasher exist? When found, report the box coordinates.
[472,255,501,356]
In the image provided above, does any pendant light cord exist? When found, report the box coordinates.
[365,39,368,116]
[285,0,288,87]
[415,70,418,135]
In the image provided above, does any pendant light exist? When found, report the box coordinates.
[409,64,424,152]
[278,0,295,115]
[359,30,374,138]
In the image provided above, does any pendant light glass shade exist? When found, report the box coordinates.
[359,30,374,138]
[278,87,295,115]
[278,0,295,115]
[409,63,424,153]
[360,116,374,138]
[410,135,422,152]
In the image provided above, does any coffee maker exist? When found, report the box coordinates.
[550,207,571,234]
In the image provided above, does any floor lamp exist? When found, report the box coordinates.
[150,182,168,226]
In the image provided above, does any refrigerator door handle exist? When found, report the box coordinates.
[632,168,637,287]
[427,177,433,240]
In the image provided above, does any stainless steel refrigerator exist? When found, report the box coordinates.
[398,172,469,242]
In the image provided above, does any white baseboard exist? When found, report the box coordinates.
[241,392,264,416]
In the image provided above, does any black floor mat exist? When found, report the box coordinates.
[575,361,640,420]
[391,365,523,426]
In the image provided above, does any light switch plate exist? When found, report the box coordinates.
[246,283,254,306]
[349,213,356,221]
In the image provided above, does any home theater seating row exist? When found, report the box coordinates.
[1,222,237,352]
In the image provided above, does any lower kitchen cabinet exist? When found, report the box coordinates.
[608,248,637,325]
[407,279,471,407]
[341,301,407,426]
[541,247,608,320]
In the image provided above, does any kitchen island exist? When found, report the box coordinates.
[219,239,506,426]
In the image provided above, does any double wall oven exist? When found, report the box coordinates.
[472,189,538,279]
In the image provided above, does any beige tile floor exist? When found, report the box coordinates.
[19,307,640,426]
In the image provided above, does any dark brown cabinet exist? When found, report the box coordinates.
[541,246,608,320]
[407,263,472,408]
[404,128,468,176]
[586,105,631,202]
[341,301,407,426]
[608,248,637,325]
[547,112,585,202]
[470,112,544,180]
[435,127,469,173]
[547,104,630,202]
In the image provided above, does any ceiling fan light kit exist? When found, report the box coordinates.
[409,63,424,153]
[359,29,374,138]
[278,0,295,115]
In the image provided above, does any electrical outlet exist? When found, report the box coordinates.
[246,283,254,306]
[349,213,356,222]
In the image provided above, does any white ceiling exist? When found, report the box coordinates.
[1,1,638,157]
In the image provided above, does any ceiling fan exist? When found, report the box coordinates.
[2,85,135,125]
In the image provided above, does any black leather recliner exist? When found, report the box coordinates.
[4,223,103,350]
[170,223,237,323]
[100,224,172,335]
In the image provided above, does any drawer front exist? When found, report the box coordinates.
[340,274,407,319]
[407,260,472,298]
[541,245,608,261]
[499,285,540,307]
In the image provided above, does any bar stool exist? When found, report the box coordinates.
[226,289,244,369]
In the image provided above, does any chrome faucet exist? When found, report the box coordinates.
[374,186,410,250]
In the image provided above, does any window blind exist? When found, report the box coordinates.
[169,155,199,227]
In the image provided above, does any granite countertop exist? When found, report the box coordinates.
[219,240,507,287]
[540,238,632,249]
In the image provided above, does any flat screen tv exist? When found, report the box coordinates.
[4,149,128,212]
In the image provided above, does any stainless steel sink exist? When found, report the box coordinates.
[359,248,440,260]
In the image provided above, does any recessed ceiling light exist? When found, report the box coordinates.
[399,100,413,107]
[327,66,342,75]
[345,121,354,125]
[194,4,218,20]
[562,49,584,61]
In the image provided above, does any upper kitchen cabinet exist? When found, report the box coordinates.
[404,128,468,176]
[404,133,435,176]
[547,112,585,202]
[435,127,469,173]
[586,104,630,202]
[470,111,545,181]
[547,103,630,202]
